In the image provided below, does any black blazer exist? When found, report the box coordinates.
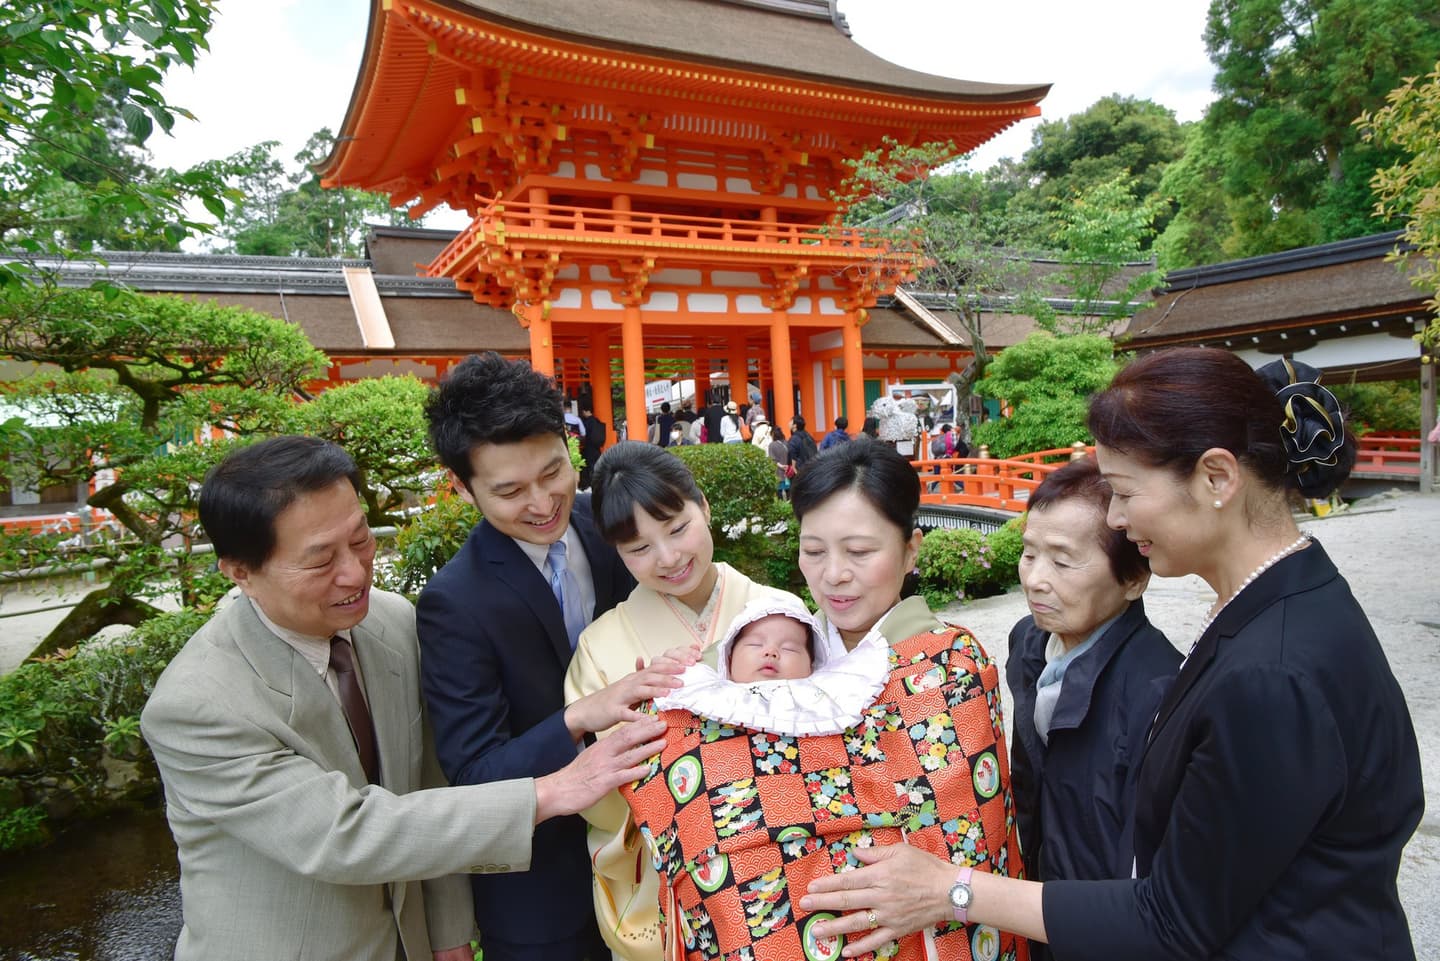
[1043,542,1423,960]
[1007,599,1179,885]
[416,493,635,947]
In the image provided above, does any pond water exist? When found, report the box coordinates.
[0,805,180,961]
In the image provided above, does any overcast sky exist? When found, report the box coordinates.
[149,0,1218,213]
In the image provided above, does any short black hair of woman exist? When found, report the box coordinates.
[199,436,361,569]
[425,351,567,486]
[1028,457,1149,587]
[591,441,706,544]
[790,440,919,542]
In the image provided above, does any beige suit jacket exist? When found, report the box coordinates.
[141,589,536,961]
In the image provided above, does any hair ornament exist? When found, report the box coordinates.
[1255,358,1345,497]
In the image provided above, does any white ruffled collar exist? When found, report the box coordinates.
[653,628,890,736]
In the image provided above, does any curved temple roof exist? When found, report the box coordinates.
[427,0,1048,103]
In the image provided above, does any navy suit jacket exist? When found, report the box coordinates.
[1043,542,1422,960]
[416,493,635,946]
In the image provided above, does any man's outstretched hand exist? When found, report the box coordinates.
[534,717,666,822]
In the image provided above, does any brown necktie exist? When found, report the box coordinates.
[329,636,380,784]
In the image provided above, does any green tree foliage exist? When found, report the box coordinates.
[217,130,422,258]
[296,376,437,526]
[0,282,328,650]
[0,1,236,277]
[972,333,1122,457]
[1153,124,1232,269]
[1328,379,1422,433]
[1359,59,1440,355]
[840,140,1049,395]
[1199,0,1440,256]
[1009,95,1186,248]
[1044,174,1164,335]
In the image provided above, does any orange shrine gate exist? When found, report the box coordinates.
[319,0,1047,439]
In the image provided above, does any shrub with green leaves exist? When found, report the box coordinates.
[916,517,1026,607]
[0,608,207,850]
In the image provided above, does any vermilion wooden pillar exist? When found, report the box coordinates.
[843,311,866,432]
[795,340,816,431]
[770,308,795,432]
[589,330,614,448]
[526,303,554,377]
[622,306,646,441]
[727,340,749,409]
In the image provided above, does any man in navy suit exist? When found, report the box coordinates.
[418,353,640,961]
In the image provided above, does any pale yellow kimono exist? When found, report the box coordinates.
[562,562,791,961]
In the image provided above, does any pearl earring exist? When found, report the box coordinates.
[1213,499,1223,509]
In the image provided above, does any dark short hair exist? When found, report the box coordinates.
[425,352,566,485]
[791,441,918,543]
[591,442,706,544]
[1088,348,1355,497]
[199,436,360,569]
[1029,457,1148,586]
[939,424,952,434]
[660,402,671,413]
[861,417,879,437]
[834,416,849,430]
[791,415,807,431]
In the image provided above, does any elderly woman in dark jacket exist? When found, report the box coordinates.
[1006,457,1179,953]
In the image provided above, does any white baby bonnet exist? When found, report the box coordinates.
[653,594,890,736]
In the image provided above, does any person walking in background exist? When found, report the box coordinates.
[819,415,851,450]
[702,397,724,444]
[141,435,666,961]
[859,415,880,442]
[744,388,767,431]
[418,353,654,961]
[787,414,818,474]
[719,400,745,443]
[655,402,675,448]
[579,403,605,490]
[802,349,1422,961]
[765,423,791,498]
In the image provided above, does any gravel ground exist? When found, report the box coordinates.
[935,489,1440,956]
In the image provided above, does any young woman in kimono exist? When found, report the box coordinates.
[563,441,793,961]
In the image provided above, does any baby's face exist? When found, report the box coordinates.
[728,614,813,682]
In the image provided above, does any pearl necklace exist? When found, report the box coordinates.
[1196,532,1312,639]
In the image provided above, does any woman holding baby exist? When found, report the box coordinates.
[573,440,1027,961]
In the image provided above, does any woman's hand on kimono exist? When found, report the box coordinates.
[565,646,699,736]
[799,844,955,956]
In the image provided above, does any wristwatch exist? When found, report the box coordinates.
[949,866,974,924]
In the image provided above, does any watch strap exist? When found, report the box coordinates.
[952,865,974,924]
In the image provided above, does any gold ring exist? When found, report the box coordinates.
[867,909,878,928]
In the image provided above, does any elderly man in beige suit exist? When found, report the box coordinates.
[142,436,671,961]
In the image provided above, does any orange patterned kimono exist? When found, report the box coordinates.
[623,621,1029,961]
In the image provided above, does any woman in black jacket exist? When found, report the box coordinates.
[802,349,1423,961]
[1007,457,1179,938]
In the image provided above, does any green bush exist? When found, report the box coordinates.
[670,444,781,531]
[1328,379,1420,434]
[381,492,481,596]
[0,609,206,850]
[0,804,48,850]
[916,517,1026,606]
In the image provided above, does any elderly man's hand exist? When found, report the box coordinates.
[534,717,666,822]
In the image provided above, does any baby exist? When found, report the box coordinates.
[726,608,814,682]
[652,593,889,736]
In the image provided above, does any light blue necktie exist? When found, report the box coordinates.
[546,540,587,650]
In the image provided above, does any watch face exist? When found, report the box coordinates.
[950,883,973,910]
